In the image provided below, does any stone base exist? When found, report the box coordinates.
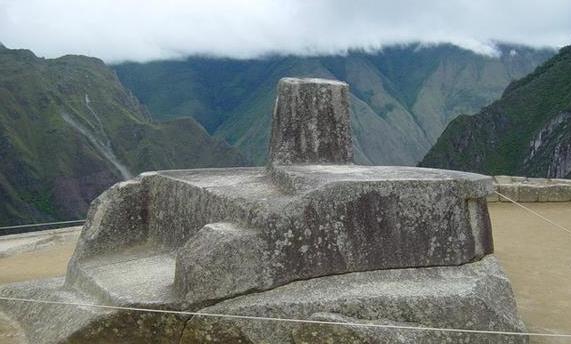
[182,255,526,344]
[0,256,526,344]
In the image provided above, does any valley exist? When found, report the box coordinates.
[115,44,553,165]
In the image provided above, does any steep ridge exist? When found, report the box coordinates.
[421,46,571,178]
[115,44,553,165]
[0,47,247,226]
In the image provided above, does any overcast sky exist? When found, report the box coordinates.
[0,0,570,63]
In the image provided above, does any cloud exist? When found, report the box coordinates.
[0,0,569,63]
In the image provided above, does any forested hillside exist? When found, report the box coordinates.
[115,44,553,165]
[421,46,571,178]
[0,46,246,225]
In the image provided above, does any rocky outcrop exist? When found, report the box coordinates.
[0,78,526,343]
[525,112,571,178]
[421,46,571,178]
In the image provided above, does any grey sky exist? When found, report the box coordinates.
[0,0,569,63]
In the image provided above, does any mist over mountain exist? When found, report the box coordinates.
[1,0,569,62]
[0,47,246,226]
[421,46,571,178]
[115,43,553,165]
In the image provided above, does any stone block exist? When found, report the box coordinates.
[174,223,270,305]
[517,185,541,202]
[540,185,571,202]
[269,78,352,165]
[165,165,494,304]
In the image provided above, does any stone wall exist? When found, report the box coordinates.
[488,175,571,202]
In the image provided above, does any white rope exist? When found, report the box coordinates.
[0,219,85,231]
[495,191,571,235]
[1,296,570,338]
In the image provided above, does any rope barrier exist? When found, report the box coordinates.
[0,219,85,231]
[494,191,571,235]
[1,296,570,338]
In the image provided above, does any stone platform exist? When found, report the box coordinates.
[66,164,494,306]
[0,77,526,343]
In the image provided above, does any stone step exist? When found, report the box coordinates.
[174,222,269,306]
[0,278,110,344]
[70,251,178,308]
[0,276,188,344]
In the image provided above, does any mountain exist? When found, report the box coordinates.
[0,47,247,226]
[421,46,571,178]
[114,44,553,165]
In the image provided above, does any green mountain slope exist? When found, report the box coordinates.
[115,44,553,165]
[420,46,571,178]
[0,47,247,226]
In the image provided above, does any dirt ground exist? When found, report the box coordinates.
[0,203,569,343]
[490,202,571,344]
[0,240,77,284]
[0,227,80,284]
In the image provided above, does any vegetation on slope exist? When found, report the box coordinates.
[0,47,247,226]
[421,46,571,178]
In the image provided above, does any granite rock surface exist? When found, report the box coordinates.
[269,78,353,165]
[181,256,526,344]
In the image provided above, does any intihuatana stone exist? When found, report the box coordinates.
[0,77,525,343]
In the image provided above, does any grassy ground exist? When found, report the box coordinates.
[0,202,569,343]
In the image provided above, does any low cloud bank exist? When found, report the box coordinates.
[0,0,569,63]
